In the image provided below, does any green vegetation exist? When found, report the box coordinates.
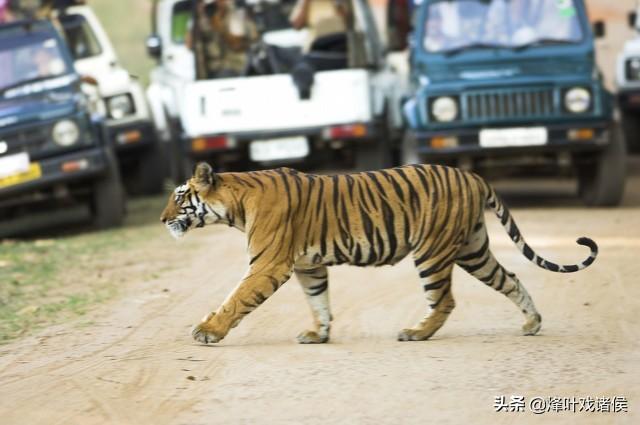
[0,196,169,344]
[91,0,155,84]
[0,233,116,342]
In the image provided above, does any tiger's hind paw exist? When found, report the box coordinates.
[296,330,329,344]
[522,314,542,336]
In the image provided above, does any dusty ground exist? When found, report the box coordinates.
[0,170,638,425]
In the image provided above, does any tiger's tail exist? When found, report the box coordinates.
[485,186,598,273]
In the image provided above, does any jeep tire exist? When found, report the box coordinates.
[578,123,627,207]
[354,111,393,171]
[127,141,167,196]
[91,150,125,229]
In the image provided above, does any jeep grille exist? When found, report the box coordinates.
[465,87,555,121]
[2,126,50,156]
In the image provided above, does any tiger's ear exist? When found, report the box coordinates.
[192,162,217,194]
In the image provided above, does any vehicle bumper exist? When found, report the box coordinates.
[109,120,156,153]
[408,122,610,158]
[0,147,108,200]
[183,122,379,159]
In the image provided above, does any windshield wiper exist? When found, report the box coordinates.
[442,43,502,57]
[512,38,575,52]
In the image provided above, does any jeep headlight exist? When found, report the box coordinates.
[107,94,134,119]
[431,96,458,122]
[625,57,640,81]
[52,120,80,147]
[564,87,591,113]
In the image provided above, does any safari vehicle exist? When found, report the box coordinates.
[0,19,124,229]
[146,0,404,179]
[617,3,640,154]
[55,4,166,195]
[394,0,626,206]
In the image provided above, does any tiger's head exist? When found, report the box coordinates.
[160,162,227,238]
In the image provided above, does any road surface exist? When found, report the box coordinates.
[0,174,638,425]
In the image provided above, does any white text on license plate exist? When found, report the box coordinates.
[0,152,30,179]
[479,127,548,148]
[249,137,309,162]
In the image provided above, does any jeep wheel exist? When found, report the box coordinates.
[91,150,126,229]
[622,110,640,154]
[127,141,168,196]
[165,112,188,184]
[577,124,627,207]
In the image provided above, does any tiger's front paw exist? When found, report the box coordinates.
[397,328,433,342]
[191,314,224,345]
[296,330,329,344]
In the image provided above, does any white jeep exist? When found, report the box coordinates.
[616,4,640,154]
[56,4,166,194]
[146,0,405,179]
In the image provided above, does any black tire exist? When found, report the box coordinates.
[91,150,126,229]
[165,113,188,184]
[126,141,168,196]
[621,110,640,154]
[354,112,393,171]
[577,123,627,207]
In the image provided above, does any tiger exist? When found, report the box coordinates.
[160,162,598,345]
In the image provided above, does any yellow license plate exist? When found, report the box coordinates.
[0,163,42,189]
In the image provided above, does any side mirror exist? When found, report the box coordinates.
[593,21,606,38]
[629,11,637,29]
[146,34,162,59]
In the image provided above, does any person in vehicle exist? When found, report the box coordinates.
[193,0,257,78]
[0,0,15,23]
[289,0,351,53]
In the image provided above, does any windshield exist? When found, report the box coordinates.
[0,36,71,92]
[172,1,192,44]
[423,0,584,53]
[60,14,103,59]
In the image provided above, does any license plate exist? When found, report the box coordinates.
[249,137,309,162]
[0,162,42,189]
[479,127,548,148]
[0,152,30,179]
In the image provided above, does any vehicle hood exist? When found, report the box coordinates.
[0,85,78,129]
[414,54,593,85]
[74,58,133,97]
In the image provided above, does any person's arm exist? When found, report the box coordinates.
[290,0,311,29]
[334,0,353,29]
[211,9,249,51]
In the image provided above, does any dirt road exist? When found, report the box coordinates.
[1,175,639,425]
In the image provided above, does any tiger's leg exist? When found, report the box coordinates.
[294,266,331,344]
[192,264,293,344]
[456,219,541,335]
[398,256,456,342]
